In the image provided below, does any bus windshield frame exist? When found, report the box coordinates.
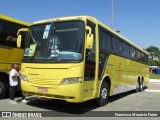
[22,20,85,63]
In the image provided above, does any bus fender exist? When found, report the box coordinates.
[97,75,111,97]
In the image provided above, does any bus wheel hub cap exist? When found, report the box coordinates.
[101,88,107,99]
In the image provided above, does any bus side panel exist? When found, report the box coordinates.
[103,54,125,96]
[103,54,148,96]
[0,47,24,72]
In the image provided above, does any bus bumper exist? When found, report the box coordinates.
[21,80,83,103]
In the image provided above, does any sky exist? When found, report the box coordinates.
[0,0,160,49]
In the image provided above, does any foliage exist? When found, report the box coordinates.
[149,74,160,79]
[149,60,160,66]
[145,46,160,66]
[146,46,160,60]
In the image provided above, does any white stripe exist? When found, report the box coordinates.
[149,79,160,83]
[145,89,160,92]
[150,83,160,84]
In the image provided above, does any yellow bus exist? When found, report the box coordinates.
[18,16,149,106]
[0,14,30,98]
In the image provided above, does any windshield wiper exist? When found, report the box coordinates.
[29,31,37,44]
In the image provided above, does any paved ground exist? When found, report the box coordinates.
[0,79,159,119]
[146,79,160,91]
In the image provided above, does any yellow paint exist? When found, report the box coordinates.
[0,14,30,74]
[20,16,149,103]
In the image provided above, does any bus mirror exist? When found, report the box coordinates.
[17,28,29,36]
[17,35,22,48]
[86,34,93,49]
[86,26,93,49]
[17,28,29,48]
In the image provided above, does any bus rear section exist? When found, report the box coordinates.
[0,14,30,98]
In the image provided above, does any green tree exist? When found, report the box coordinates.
[146,46,160,60]
[149,60,160,66]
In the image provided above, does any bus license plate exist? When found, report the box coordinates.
[38,87,48,92]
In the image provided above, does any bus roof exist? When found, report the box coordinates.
[0,14,30,26]
[32,16,148,54]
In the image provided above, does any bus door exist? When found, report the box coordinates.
[83,20,96,100]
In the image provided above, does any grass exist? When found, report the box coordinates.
[149,74,160,79]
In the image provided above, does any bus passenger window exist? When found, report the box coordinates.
[114,38,122,55]
[123,43,130,58]
[130,47,136,59]
[136,50,141,61]
[98,26,111,79]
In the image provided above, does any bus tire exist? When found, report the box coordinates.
[95,81,109,106]
[0,77,8,99]
[139,81,143,92]
[136,81,140,92]
[136,80,143,92]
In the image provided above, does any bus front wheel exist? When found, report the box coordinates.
[95,81,109,106]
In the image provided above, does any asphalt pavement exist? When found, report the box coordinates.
[0,79,159,119]
[145,79,160,91]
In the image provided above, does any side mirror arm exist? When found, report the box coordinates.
[86,26,94,49]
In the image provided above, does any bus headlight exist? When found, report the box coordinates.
[20,75,28,82]
[61,77,82,84]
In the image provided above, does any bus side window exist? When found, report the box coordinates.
[0,19,27,47]
[123,43,130,58]
[98,26,112,79]
[0,23,2,43]
[114,37,122,55]
[136,50,141,62]
[130,47,136,60]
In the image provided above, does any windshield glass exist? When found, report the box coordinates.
[23,21,84,63]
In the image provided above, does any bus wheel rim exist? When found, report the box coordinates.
[101,88,107,99]
[140,82,143,90]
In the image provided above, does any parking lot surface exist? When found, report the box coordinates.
[0,79,159,119]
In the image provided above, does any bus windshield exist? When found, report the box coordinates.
[23,21,84,63]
